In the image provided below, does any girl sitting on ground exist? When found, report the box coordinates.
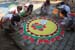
[3,14,21,43]
[2,14,20,29]
[2,14,20,33]
[60,9,73,31]
[25,4,33,17]
[41,0,50,15]
[20,4,33,21]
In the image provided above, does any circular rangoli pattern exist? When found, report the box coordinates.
[18,17,64,45]
[27,19,58,36]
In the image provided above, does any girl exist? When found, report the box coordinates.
[60,9,73,31]
[41,0,50,15]
[20,4,33,18]
[2,14,20,32]
[25,4,33,17]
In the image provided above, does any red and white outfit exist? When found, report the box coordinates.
[8,7,18,14]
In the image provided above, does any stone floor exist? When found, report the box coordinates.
[23,31,75,50]
[0,30,21,50]
[0,29,75,50]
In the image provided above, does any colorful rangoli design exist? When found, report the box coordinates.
[31,22,46,31]
[18,17,64,45]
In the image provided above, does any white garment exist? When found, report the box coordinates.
[3,14,13,21]
[8,7,18,14]
[61,17,69,25]
[58,5,71,14]
[59,4,72,20]
[41,5,50,14]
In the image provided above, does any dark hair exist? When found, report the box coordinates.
[44,0,50,6]
[27,4,33,12]
[12,14,20,22]
[60,2,65,5]
[17,6,22,11]
[11,14,20,25]
[61,9,68,17]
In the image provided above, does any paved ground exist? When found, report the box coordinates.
[0,29,75,50]
[0,30,21,50]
